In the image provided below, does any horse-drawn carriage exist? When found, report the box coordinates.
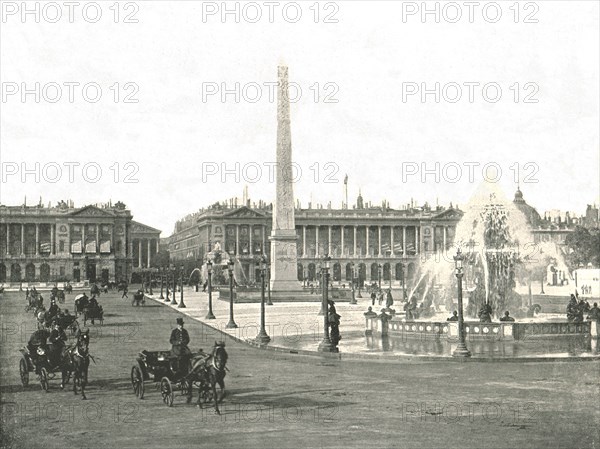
[83,305,103,326]
[130,342,228,412]
[90,284,101,297]
[132,290,145,307]
[25,291,43,313]
[19,344,57,392]
[50,287,66,304]
[19,329,91,398]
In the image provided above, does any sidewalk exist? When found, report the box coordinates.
[145,287,371,354]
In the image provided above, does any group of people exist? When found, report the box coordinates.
[370,288,394,309]
[567,294,599,322]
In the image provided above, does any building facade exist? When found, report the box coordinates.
[167,194,464,286]
[0,201,161,284]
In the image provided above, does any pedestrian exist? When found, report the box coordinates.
[122,285,129,299]
[370,290,376,306]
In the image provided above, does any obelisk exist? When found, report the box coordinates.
[270,66,301,292]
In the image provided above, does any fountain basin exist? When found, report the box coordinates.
[366,315,599,341]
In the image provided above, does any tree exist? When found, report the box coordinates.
[564,226,600,269]
[152,250,170,268]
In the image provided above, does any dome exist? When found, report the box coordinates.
[513,188,543,228]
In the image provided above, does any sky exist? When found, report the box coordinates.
[1,1,598,235]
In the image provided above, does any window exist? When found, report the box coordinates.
[59,266,65,276]
[59,240,65,252]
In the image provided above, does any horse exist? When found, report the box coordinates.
[60,329,91,399]
[187,342,228,414]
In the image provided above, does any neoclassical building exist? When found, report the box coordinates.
[167,194,463,286]
[0,201,161,284]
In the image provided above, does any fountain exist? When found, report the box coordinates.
[363,183,600,356]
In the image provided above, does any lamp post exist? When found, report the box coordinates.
[317,263,325,315]
[350,262,357,304]
[178,265,186,308]
[318,255,334,352]
[159,267,164,299]
[206,260,215,319]
[357,263,363,298]
[149,270,153,296]
[452,248,471,358]
[225,258,237,329]
[170,264,177,305]
[400,260,407,301]
[255,255,271,344]
[164,268,170,302]
[266,264,273,305]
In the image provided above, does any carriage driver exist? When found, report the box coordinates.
[170,318,191,376]
[48,320,68,367]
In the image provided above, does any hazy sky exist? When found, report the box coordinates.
[1,1,598,235]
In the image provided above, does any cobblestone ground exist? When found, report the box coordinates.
[1,290,598,449]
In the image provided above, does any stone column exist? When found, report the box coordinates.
[390,226,395,256]
[156,238,159,255]
[96,225,100,254]
[443,226,447,251]
[20,224,24,256]
[341,226,345,256]
[35,224,39,255]
[366,226,370,256]
[302,226,306,257]
[315,226,320,257]
[328,226,332,256]
[249,226,253,255]
[415,226,419,255]
[6,224,10,255]
[378,226,382,257]
[82,225,86,253]
[50,224,55,255]
[235,225,239,256]
[138,240,142,268]
[403,226,407,255]
[262,226,266,254]
[147,239,151,267]
[353,226,357,256]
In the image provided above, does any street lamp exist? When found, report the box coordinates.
[178,265,186,308]
[317,263,325,315]
[149,270,153,296]
[205,260,215,319]
[255,255,271,344]
[225,258,237,329]
[170,264,177,305]
[164,267,171,302]
[452,248,471,358]
[350,262,357,304]
[400,260,407,301]
[318,255,334,352]
[266,262,273,306]
[159,267,164,299]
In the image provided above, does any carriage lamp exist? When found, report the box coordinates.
[318,254,334,352]
[205,260,215,319]
[225,258,237,329]
[178,265,186,308]
[452,248,471,357]
[254,255,270,344]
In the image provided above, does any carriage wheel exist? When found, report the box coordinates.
[131,366,145,399]
[40,367,49,392]
[180,379,191,397]
[160,377,174,407]
[19,358,29,387]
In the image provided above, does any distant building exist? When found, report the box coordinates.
[0,201,160,284]
[167,195,463,285]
